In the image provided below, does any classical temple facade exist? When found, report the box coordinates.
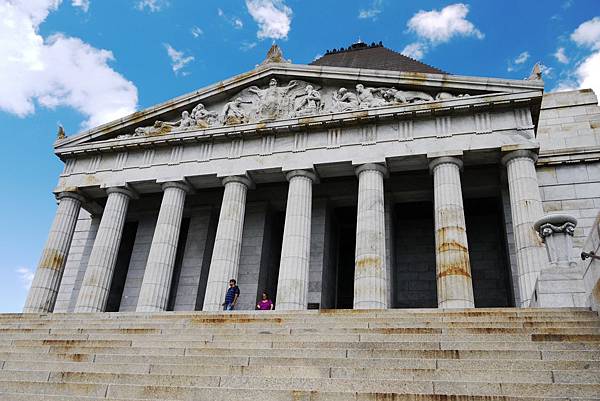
[23,43,600,314]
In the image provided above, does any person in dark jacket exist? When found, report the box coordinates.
[223,279,240,311]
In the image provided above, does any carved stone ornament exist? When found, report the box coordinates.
[121,79,471,138]
[534,213,578,269]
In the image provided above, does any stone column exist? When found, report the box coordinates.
[136,182,190,312]
[354,163,388,309]
[75,187,134,312]
[23,192,84,313]
[276,170,316,310]
[430,157,474,309]
[202,176,250,311]
[502,150,547,307]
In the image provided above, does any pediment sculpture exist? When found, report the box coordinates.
[118,79,471,139]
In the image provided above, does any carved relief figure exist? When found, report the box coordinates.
[222,98,249,125]
[356,84,388,108]
[134,120,172,137]
[384,88,434,104]
[191,103,218,128]
[294,85,322,116]
[332,88,359,112]
[247,78,298,120]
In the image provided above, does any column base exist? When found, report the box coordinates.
[438,299,475,309]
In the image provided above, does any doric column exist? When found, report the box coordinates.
[23,192,84,313]
[276,170,316,310]
[202,176,250,311]
[75,187,134,312]
[354,163,388,309]
[502,150,547,306]
[429,157,474,309]
[136,181,190,312]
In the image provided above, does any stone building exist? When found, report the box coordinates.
[23,42,600,314]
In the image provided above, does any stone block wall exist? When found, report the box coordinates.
[537,89,600,259]
[582,211,600,311]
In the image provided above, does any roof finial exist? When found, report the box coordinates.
[528,63,542,80]
[260,43,290,65]
[57,124,66,140]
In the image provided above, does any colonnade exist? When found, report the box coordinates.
[23,150,546,313]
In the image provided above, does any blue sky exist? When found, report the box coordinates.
[0,0,599,312]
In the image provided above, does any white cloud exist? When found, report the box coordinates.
[358,0,383,20]
[71,0,89,12]
[191,26,203,38]
[164,43,194,76]
[136,0,169,12]
[16,267,34,290]
[246,0,292,40]
[240,41,257,51]
[556,17,600,97]
[554,47,569,64]
[514,51,529,64]
[218,8,244,29]
[402,42,426,60]
[571,16,600,49]
[407,3,483,44]
[0,0,138,129]
[538,63,553,78]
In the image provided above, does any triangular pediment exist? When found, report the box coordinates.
[55,62,544,151]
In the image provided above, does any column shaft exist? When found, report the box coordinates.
[276,170,315,310]
[354,164,388,309]
[430,157,474,309]
[75,187,132,312]
[136,182,189,312]
[202,176,250,311]
[503,150,546,306]
[24,192,83,313]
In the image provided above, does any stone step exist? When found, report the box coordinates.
[5,358,600,377]
[1,366,599,384]
[1,378,600,399]
[3,391,595,401]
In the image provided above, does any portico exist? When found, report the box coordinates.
[25,44,550,313]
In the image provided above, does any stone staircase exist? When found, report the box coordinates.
[0,308,599,400]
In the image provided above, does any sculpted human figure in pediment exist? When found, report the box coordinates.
[355,84,388,108]
[294,85,322,116]
[222,97,249,125]
[247,78,298,121]
[191,103,219,128]
[332,87,359,112]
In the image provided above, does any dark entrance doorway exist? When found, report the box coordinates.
[106,221,139,312]
[331,206,357,309]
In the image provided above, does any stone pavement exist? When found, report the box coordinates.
[0,308,599,400]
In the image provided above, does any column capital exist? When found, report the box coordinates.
[428,156,463,173]
[161,181,192,193]
[285,169,318,183]
[222,175,254,189]
[534,213,578,239]
[106,186,137,199]
[56,191,86,204]
[501,149,538,165]
[354,163,389,178]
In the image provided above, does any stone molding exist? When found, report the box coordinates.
[221,175,253,188]
[501,149,538,166]
[355,163,389,178]
[285,169,317,182]
[56,191,86,204]
[105,186,136,199]
[161,181,192,193]
[428,156,463,173]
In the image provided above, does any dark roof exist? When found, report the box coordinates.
[310,41,446,75]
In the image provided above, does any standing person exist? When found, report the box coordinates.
[256,291,274,310]
[222,279,240,311]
